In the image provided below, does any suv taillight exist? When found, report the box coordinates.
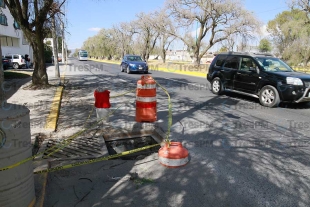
[21,59,24,63]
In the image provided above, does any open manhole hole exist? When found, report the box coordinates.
[103,127,164,160]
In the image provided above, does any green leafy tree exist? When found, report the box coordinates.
[267,9,310,65]
[258,38,272,52]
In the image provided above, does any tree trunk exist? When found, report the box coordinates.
[162,49,166,63]
[146,52,150,60]
[142,51,147,60]
[304,56,310,67]
[193,47,200,66]
[0,39,5,103]
[31,31,48,85]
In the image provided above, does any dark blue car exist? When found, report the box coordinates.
[120,55,148,74]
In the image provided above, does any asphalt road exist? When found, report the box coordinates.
[45,58,310,207]
[67,58,310,130]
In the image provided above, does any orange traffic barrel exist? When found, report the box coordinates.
[136,75,157,122]
[158,142,189,168]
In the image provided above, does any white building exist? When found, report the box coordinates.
[0,1,33,61]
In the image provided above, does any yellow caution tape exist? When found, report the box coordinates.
[0,77,172,173]
[43,103,124,158]
[34,143,160,174]
[152,79,172,146]
[0,103,125,172]
[110,88,136,98]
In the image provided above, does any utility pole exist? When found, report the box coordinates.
[0,38,5,104]
[61,2,65,64]
[52,14,60,79]
[61,21,65,64]
[65,42,68,64]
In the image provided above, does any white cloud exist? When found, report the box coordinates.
[88,27,101,32]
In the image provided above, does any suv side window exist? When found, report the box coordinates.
[5,55,11,59]
[215,55,226,67]
[223,56,240,69]
[13,55,19,59]
[240,57,258,71]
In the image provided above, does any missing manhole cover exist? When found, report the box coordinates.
[103,127,164,160]
[105,136,160,160]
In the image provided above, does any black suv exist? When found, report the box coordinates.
[207,52,310,107]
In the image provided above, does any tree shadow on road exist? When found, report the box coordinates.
[41,73,310,207]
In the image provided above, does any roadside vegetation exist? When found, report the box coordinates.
[76,0,310,73]
[4,71,31,79]
[1,0,310,99]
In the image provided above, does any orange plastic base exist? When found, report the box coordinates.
[158,142,189,168]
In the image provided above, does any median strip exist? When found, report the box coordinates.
[89,58,209,78]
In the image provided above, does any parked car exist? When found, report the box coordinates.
[207,52,310,107]
[2,56,12,70]
[4,54,26,69]
[120,55,148,74]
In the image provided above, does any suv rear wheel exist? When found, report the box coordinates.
[259,85,280,108]
[211,77,223,95]
[13,63,19,69]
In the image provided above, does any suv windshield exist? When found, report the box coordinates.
[255,57,293,72]
[127,56,143,61]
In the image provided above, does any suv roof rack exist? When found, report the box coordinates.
[252,52,275,57]
[218,51,275,57]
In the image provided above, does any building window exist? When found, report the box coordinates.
[0,0,5,8]
[0,14,8,26]
[13,20,20,29]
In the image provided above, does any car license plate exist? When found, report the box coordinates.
[139,66,142,69]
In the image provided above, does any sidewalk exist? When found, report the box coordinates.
[6,64,67,143]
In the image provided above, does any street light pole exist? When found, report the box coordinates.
[61,21,65,64]
[61,3,65,64]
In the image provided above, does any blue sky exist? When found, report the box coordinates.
[66,0,289,50]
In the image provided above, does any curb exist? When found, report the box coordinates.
[44,64,66,131]
[44,86,64,130]
[37,64,66,207]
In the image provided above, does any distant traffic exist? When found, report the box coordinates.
[78,50,88,61]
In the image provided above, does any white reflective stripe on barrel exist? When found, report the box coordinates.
[159,156,189,167]
[137,84,156,89]
[136,96,156,102]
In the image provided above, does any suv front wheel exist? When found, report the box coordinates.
[259,85,280,108]
[211,77,223,95]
